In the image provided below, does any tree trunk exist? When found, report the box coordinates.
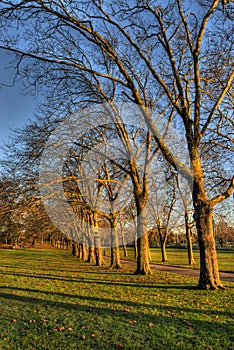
[123,243,128,258]
[134,238,137,259]
[72,242,78,257]
[194,200,223,289]
[77,242,82,259]
[87,235,95,263]
[95,235,105,266]
[187,231,195,265]
[109,217,122,269]
[160,236,168,262]
[91,212,105,266]
[134,208,151,275]
[121,229,128,257]
[81,241,88,261]
[185,212,196,265]
[66,239,72,250]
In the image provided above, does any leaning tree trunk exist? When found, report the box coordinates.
[134,207,151,275]
[109,216,122,269]
[194,200,223,290]
[185,212,196,265]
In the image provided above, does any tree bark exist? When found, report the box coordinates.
[109,216,122,269]
[134,238,138,259]
[191,152,224,289]
[90,212,105,266]
[185,212,196,265]
[72,242,78,257]
[81,239,88,261]
[134,207,151,275]
[94,234,105,266]
[87,235,95,263]
[77,242,82,259]
[159,234,168,262]
[121,229,128,257]
[194,200,223,290]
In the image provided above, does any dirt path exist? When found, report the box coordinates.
[106,258,234,283]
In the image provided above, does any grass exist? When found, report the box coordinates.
[111,247,234,272]
[0,248,233,350]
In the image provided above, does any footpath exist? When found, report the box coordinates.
[107,258,234,283]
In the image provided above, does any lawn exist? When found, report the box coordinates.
[0,248,233,350]
[113,247,234,272]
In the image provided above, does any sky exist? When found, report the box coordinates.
[0,49,38,156]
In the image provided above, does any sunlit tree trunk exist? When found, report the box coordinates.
[87,234,95,263]
[109,216,122,269]
[184,211,196,265]
[192,157,223,289]
[194,200,223,289]
[77,242,82,259]
[134,206,151,275]
[81,237,88,261]
[92,213,104,266]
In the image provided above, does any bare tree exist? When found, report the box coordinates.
[0,0,233,288]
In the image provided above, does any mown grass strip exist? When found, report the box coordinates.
[0,249,233,350]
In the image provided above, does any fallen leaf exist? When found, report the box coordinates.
[81,334,86,340]
[129,320,137,325]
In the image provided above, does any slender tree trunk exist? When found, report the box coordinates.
[159,235,168,262]
[187,231,195,265]
[134,237,138,259]
[87,235,95,263]
[185,212,196,265]
[77,242,82,259]
[194,199,223,290]
[81,240,88,261]
[95,234,104,266]
[109,217,122,269]
[72,242,78,257]
[66,239,72,250]
[122,243,128,258]
[91,213,104,266]
[134,207,151,275]
[121,228,128,257]
[132,217,138,258]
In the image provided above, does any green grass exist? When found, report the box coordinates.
[113,247,234,272]
[0,249,233,350]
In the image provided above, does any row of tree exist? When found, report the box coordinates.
[0,0,233,289]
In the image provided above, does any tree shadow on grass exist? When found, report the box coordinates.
[0,270,197,290]
[0,285,233,319]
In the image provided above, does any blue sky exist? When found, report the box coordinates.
[0,49,38,155]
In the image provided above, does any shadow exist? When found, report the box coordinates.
[0,270,196,290]
[0,285,233,320]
